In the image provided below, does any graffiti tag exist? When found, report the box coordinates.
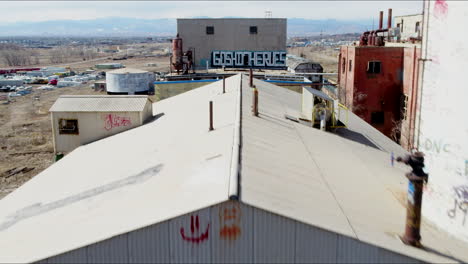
[103,114,132,131]
[211,51,286,68]
[434,0,448,19]
[219,202,241,241]
[180,214,210,243]
[447,185,468,226]
[423,138,450,154]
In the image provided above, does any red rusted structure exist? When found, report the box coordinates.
[170,34,194,75]
[0,68,40,74]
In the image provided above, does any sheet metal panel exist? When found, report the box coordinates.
[377,248,422,264]
[253,208,295,263]
[337,236,379,263]
[45,247,87,264]
[211,202,254,263]
[169,207,212,263]
[295,222,338,263]
[87,234,128,263]
[128,221,170,263]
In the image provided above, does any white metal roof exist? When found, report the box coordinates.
[49,95,150,112]
[0,75,467,263]
[107,68,149,74]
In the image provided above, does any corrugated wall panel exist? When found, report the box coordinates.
[253,208,295,263]
[211,201,254,263]
[87,234,128,263]
[337,236,379,263]
[295,222,338,263]
[378,248,422,264]
[46,247,87,263]
[169,207,212,263]
[128,221,170,263]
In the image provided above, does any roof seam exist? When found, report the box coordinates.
[292,123,359,239]
[228,74,242,200]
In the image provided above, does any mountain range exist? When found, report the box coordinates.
[0,17,374,37]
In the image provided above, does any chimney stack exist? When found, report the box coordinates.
[379,11,384,30]
[388,8,393,29]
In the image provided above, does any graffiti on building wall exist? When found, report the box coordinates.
[422,138,451,154]
[219,202,241,241]
[180,214,210,244]
[447,185,468,226]
[103,114,132,131]
[434,0,448,19]
[211,51,286,68]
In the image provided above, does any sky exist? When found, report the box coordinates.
[0,1,423,23]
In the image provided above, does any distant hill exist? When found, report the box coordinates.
[0,17,374,37]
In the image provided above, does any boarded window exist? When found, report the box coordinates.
[371,111,385,125]
[367,61,381,74]
[415,22,421,33]
[206,26,214,35]
[342,58,346,73]
[349,59,352,72]
[250,26,258,34]
[59,119,79,135]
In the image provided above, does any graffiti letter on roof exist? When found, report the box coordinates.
[219,201,241,241]
[180,214,210,243]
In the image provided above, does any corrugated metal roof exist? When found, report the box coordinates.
[0,74,467,263]
[49,95,150,112]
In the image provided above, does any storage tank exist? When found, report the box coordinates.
[106,68,155,95]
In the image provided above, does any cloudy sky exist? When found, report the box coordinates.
[1,1,422,23]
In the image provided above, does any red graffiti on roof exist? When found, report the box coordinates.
[103,114,132,131]
[180,214,210,243]
[219,201,241,241]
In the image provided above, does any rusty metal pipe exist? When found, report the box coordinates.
[249,68,253,87]
[252,88,258,116]
[397,152,428,248]
[379,11,384,30]
[209,101,214,131]
[388,8,393,29]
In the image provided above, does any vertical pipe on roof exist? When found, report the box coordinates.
[228,75,242,200]
[388,8,393,29]
[209,101,214,131]
[379,11,384,29]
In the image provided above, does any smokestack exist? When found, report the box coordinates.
[388,8,393,29]
[379,11,383,30]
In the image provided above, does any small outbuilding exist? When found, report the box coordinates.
[49,95,153,154]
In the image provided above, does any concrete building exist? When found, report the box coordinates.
[286,54,324,83]
[177,18,287,69]
[1,75,467,263]
[49,95,153,154]
[415,0,468,243]
[394,14,423,41]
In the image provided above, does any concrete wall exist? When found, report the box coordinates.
[400,47,421,151]
[417,0,468,242]
[107,72,154,94]
[40,201,422,263]
[394,14,423,41]
[177,19,287,68]
[51,111,143,154]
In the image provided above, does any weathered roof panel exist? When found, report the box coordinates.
[49,95,150,112]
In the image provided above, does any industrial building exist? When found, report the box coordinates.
[394,14,423,42]
[0,75,466,263]
[94,63,124,69]
[286,54,324,83]
[106,68,155,95]
[177,18,287,69]
[338,9,421,145]
[49,95,153,154]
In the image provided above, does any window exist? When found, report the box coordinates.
[250,26,258,34]
[371,111,385,125]
[206,26,214,35]
[401,94,409,120]
[401,20,404,32]
[367,61,381,74]
[342,58,346,73]
[349,59,352,72]
[397,23,400,29]
[58,119,79,135]
[415,22,420,33]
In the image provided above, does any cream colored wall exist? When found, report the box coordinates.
[52,111,142,154]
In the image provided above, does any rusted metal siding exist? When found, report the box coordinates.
[211,202,254,263]
[128,221,170,263]
[40,201,424,263]
[253,209,296,263]
[87,234,128,263]
[295,221,338,263]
